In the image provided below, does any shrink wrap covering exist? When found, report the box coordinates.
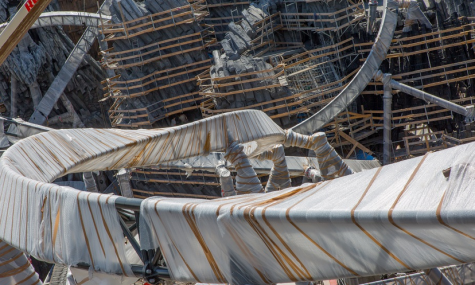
[225,142,263,194]
[216,163,236,197]
[257,145,291,191]
[0,241,41,285]
[140,142,475,284]
[0,110,284,276]
[284,131,353,179]
[156,153,379,175]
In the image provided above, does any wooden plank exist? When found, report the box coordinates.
[213,70,285,88]
[338,131,374,155]
[393,115,453,128]
[357,31,470,53]
[284,37,353,62]
[396,59,475,78]
[285,44,354,69]
[132,188,219,199]
[106,40,216,69]
[106,31,204,57]
[201,68,359,116]
[110,65,209,92]
[108,59,210,85]
[354,24,473,48]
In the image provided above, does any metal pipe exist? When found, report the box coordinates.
[75,263,170,279]
[382,73,392,165]
[118,216,143,263]
[390,79,475,121]
[131,265,170,279]
[115,197,142,211]
[424,268,454,285]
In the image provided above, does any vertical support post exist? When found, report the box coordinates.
[216,162,235,197]
[10,77,18,118]
[83,172,98,192]
[382,73,393,165]
[367,0,378,35]
[118,168,134,197]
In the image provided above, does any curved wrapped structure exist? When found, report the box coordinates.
[0,0,408,282]
[140,142,475,284]
[0,110,284,276]
[292,0,398,135]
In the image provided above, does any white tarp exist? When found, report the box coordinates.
[0,110,284,277]
[155,153,380,175]
[139,142,475,284]
[0,241,41,285]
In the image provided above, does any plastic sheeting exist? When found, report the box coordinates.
[225,142,264,194]
[291,0,397,135]
[156,153,380,175]
[0,119,9,148]
[1,108,378,283]
[0,241,41,285]
[284,131,353,179]
[257,145,291,192]
[0,110,284,276]
[140,142,475,284]
[216,163,236,197]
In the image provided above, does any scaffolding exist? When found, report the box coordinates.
[200,34,357,120]
[99,0,216,128]
[280,0,365,42]
[203,0,249,40]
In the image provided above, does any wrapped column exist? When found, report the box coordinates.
[82,172,98,192]
[256,144,291,192]
[10,77,18,118]
[367,0,378,35]
[117,169,133,198]
[382,73,392,165]
[216,162,236,197]
[0,119,9,148]
[0,241,42,285]
[224,142,263,194]
[284,130,353,180]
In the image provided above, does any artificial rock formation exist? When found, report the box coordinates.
[102,0,212,127]
[0,1,107,128]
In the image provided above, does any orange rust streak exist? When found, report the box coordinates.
[388,153,465,264]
